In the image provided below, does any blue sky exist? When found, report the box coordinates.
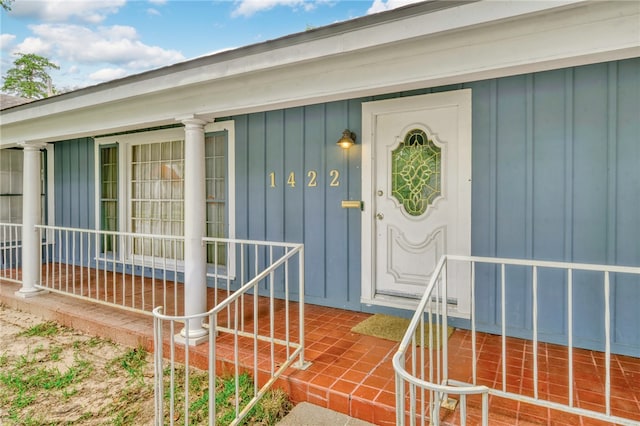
[1,0,422,92]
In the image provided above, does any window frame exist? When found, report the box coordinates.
[93,121,236,277]
[0,144,55,228]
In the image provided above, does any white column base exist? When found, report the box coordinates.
[15,288,48,299]
[175,326,209,347]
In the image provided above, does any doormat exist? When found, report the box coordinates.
[351,314,454,347]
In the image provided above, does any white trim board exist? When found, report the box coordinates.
[1,1,638,146]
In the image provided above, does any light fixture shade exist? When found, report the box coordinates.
[337,129,355,149]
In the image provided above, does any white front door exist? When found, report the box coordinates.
[361,90,472,317]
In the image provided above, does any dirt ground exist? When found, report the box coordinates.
[0,303,155,425]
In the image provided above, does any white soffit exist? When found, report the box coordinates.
[1,0,638,146]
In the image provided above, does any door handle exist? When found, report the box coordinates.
[376,212,384,220]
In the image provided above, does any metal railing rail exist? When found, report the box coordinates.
[34,224,184,315]
[153,239,307,425]
[393,255,640,426]
[0,222,23,284]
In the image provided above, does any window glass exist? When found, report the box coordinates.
[131,140,184,259]
[391,129,441,216]
[0,149,46,224]
[205,133,226,265]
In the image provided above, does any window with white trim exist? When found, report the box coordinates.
[0,147,52,225]
[205,132,226,264]
[99,144,118,253]
[94,122,235,268]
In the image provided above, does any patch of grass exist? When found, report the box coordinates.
[104,347,153,424]
[0,352,7,367]
[62,387,78,399]
[0,351,93,418]
[85,336,105,347]
[107,346,148,382]
[18,322,60,337]
[163,368,291,425]
[50,345,63,361]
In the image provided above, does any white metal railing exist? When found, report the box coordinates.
[34,225,185,315]
[0,222,22,284]
[153,238,307,425]
[393,255,640,426]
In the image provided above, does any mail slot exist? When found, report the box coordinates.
[341,200,363,210]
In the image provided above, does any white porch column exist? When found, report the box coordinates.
[180,116,209,344]
[16,142,47,298]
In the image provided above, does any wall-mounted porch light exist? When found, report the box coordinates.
[336,129,356,149]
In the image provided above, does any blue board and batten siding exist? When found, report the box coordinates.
[54,138,95,230]
[470,60,639,356]
[230,58,640,355]
[232,101,364,309]
[52,58,639,355]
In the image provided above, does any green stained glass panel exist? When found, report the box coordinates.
[391,129,441,216]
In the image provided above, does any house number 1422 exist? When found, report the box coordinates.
[268,170,340,188]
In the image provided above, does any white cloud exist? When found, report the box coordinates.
[89,67,128,82]
[232,0,316,18]
[367,0,424,15]
[10,0,126,24]
[14,36,53,56]
[147,8,161,16]
[1,34,17,51]
[23,24,184,69]
[148,0,167,4]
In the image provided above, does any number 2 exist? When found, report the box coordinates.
[307,170,317,187]
[329,170,340,187]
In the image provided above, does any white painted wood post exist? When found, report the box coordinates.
[16,142,46,298]
[180,117,209,344]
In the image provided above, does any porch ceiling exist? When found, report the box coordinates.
[0,0,638,147]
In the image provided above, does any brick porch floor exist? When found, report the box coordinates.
[1,277,639,425]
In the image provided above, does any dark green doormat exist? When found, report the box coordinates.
[351,314,454,348]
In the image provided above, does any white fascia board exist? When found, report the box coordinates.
[0,0,585,126]
[1,0,638,146]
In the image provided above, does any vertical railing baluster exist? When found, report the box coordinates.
[131,234,136,310]
[481,392,489,426]
[442,260,448,388]
[79,230,84,295]
[420,314,425,426]
[568,268,574,407]
[58,228,62,291]
[72,230,76,294]
[460,394,467,426]
[169,321,175,426]
[501,263,507,393]
[604,271,611,416]
[269,246,275,375]
[209,312,216,426]
[410,335,417,426]
[284,250,291,359]
[173,238,178,315]
[471,260,477,385]
[298,246,306,368]
[65,229,69,293]
[532,265,538,400]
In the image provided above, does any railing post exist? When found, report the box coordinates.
[16,142,48,298]
[296,246,311,370]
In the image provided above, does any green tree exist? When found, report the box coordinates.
[2,53,60,99]
[1,0,14,11]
